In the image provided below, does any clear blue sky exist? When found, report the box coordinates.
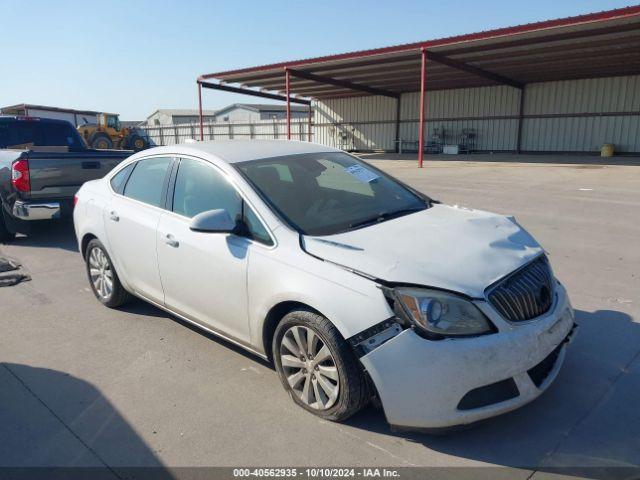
[1,0,633,120]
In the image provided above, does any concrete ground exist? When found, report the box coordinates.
[1,153,639,478]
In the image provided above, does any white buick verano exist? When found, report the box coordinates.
[74,140,576,430]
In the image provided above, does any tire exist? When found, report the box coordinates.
[0,207,16,243]
[127,134,148,152]
[85,239,131,308]
[273,309,370,422]
[90,133,113,150]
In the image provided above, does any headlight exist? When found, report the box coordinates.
[391,287,494,338]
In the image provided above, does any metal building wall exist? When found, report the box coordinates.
[400,86,521,151]
[313,85,520,152]
[313,96,397,151]
[312,74,640,154]
[521,75,640,152]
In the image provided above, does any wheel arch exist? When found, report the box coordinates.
[80,233,98,259]
[261,300,325,363]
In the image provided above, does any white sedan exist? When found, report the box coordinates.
[74,140,577,430]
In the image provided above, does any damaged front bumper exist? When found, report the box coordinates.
[360,283,576,430]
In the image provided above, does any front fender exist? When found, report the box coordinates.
[247,246,393,355]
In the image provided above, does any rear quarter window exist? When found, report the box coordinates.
[110,163,136,194]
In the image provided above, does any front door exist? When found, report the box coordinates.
[156,157,254,343]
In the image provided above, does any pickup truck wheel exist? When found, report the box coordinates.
[273,309,370,422]
[0,208,16,242]
[85,239,131,308]
[90,133,113,150]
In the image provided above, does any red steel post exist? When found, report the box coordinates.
[418,47,427,168]
[197,82,204,141]
[285,69,291,140]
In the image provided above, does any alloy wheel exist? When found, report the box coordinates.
[279,325,340,410]
[88,247,113,300]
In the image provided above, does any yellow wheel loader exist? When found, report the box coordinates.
[77,113,148,151]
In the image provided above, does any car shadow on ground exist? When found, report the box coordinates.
[7,220,78,253]
[345,308,640,479]
[121,297,273,369]
[0,363,174,479]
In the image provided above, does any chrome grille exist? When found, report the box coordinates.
[487,256,555,322]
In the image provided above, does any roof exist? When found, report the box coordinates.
[1,103,102,116]
[200,6,640,99]
[150,109,218,117]
[143,140,337,164]
[214,103,310,115]
[120,120,144,128]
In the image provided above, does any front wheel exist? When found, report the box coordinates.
[85,239,131,308]
[273,309,370,421]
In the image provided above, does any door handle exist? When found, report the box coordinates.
[109,211,119,222]
[165,234,179,248]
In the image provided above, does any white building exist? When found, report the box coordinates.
[212,104,309,122]
[145,109,218,126]
[1,104,101,127]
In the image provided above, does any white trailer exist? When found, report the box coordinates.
[1,104,100,127]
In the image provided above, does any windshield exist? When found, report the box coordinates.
[235,152,429,236]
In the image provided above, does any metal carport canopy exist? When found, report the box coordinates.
[197,5,640,164]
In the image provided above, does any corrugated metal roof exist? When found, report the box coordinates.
[199,6,640,99]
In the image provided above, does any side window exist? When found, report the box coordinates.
[42,122,81,148]
[110,163,135,194]
[172,158,242,220]
[173,158,273,245]
[123,157,172,207]
[244,206,273,246]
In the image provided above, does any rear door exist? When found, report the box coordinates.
[104,156,173,304]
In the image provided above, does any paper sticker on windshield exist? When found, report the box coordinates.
[344,165,379,183]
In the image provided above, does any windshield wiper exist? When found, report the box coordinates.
[347,207,425,230]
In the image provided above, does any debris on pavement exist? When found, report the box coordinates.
[0,256,31,287]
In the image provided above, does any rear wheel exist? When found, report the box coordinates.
[273,309,369,421]
[85,239,131,308]
[90,133,113,150]
[0,207,16,243]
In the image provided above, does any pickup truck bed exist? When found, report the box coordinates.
[0,117,131,240]
[0,149,132,220]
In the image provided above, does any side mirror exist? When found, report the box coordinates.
[189,209,236,233]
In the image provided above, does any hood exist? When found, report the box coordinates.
[302,204,543,298]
